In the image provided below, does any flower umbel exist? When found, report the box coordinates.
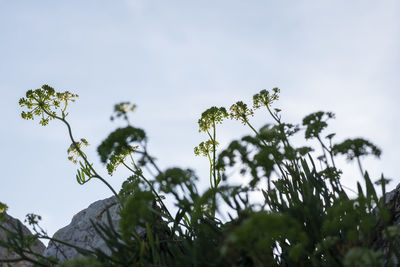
[229,101,254,125]
[198,106,228,133]
[19,84,78,125]
[253,88,280,110]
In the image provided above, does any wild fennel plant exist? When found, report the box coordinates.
[0,85,398,266]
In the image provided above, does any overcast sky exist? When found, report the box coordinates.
[0,0,399,239]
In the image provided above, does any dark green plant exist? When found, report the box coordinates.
[0,85,398,266]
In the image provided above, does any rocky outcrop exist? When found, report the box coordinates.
[0,213,46,267]
[385,184,400,212]
[380,184,400,265]
[43,196,121,262]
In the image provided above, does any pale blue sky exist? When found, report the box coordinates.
[1,0,399,238]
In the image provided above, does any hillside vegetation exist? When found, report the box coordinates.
[0,85,398,266]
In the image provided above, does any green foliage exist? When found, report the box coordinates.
[67,138,89,164]
[194,140,216,157]
[59,257,105,267]
[333,138,382,161]
[110,102,137,123]
[302,111,335,140]
[0,202,7,214]
[222,212,308,265]
[343,247,383,267]
[1,85,398,266]
[119,191,156,240]
[97,126,146,174]
[0,202,7,222]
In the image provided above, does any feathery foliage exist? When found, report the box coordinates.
[0,85,398,266]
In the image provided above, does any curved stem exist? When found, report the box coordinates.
[327,138,337,169]
[143,148,163,176]
[316,136,330,169]
[265,104,280,124]
[62,118,119,200]
[356,156,364,178]
[265,105,302,176]
[40,108,120,201]
[245,120,285,183]
[39,235,95,256]
[134,149,162,176]
[317,135,337,169]
[245,121,269,147]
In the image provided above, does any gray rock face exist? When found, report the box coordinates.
[385,183,400,209]
[43,196,120,262]
[381,184,400,265]
[0,213,46,267]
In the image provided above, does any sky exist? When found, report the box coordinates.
[0,0,399,240]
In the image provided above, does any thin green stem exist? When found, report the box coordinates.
[41,107,120,201]
[316,136,330,169]
[265,104,280,123]
[244,120,285,185]
[327,138,337,169]
[213,121,217,188]
[39,235,95,256]
[317,135,338,170]
[129,152,156,178]
[123,161,173,221]
[245,121,269,147]
[264,105,302,177]
[143,148,163,176]
[207,153,213,188]
[356,156,364,178]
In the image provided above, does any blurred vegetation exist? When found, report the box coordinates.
[0,85,398,266]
